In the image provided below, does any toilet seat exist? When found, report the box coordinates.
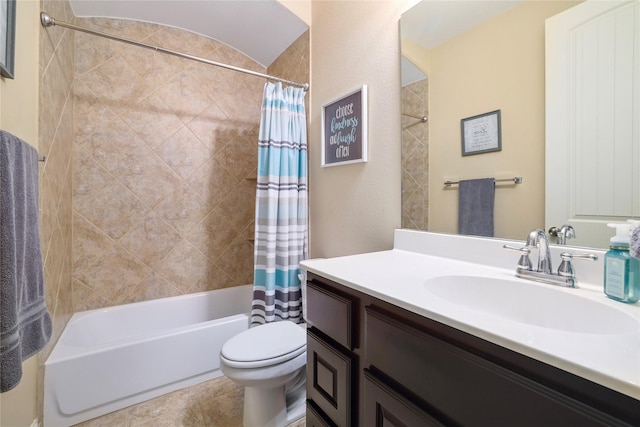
[220,321,306,369]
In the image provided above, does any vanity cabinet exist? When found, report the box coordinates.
[305,280,357,426]
[305,272,640,426]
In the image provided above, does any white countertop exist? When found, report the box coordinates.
[300,229,640,400]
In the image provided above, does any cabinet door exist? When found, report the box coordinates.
[363,370,445,427]
[307,400,337,427]
[365,306,632,427]
[307,329,355,426]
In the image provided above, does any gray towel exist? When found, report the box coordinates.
[0,130,52,393]
[631,226,640,260]
[458,178,495,237]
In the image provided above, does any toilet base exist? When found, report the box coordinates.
[242,383,305,427]
[285,395,306,425]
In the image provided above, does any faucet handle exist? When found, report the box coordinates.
[503,244,533,270]
[549,225,576,245]
[557,252,598,277]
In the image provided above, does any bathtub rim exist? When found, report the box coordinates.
[45,285,253,364]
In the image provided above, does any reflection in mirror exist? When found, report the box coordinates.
[545,0,640,248]
[400,0,639,249]
[401,57,428,230]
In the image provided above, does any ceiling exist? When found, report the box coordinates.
[401,0,522,86]
[402,0,522,50]
[68,0,309,67]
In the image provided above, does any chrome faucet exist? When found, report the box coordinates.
[527,228,552,274]
[548,224,576,245]
[503,228,597,287]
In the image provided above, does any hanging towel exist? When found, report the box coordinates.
[0,130,52,393]
[458,178,495,237]
[631,226,640,260]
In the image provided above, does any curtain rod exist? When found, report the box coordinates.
[402,113,428,123]
[39,12,309,91]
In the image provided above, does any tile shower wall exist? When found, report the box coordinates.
[39,0,75,364]
[401,78,429,230]
[268,30,310,97]
[39,0,75,419]
[72,18,267,310]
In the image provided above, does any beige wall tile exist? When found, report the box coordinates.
[152,239,211,293]
[75,244,151,304]
[401,79,429,230]
[78,181,148,240]
[186,157,242,207]
[38,2,76,420]
[154,126,212,179]
[69,17,308,312]
[122,271,179,304]
[119,94,184,148]
[154,181,211,236]
[118,211,182,267]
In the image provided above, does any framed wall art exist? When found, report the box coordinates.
[321,85,368,167]
[461,109,501,156]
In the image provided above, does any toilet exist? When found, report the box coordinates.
[219,320,307,427]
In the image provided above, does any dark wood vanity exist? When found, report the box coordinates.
[304,272,640,426]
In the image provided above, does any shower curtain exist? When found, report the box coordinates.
[251,82,308,326]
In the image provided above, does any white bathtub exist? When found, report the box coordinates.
[44,285,252,427]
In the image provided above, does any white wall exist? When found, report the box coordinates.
[309,1,415,258]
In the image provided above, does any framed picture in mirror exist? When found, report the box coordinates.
[1,0,16,79]
[461,109,501,156]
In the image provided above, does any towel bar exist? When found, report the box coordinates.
[444,176,522,187]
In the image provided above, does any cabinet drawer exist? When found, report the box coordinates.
[363,369,445,427]
[365,306,629,426]
[306,281,355,349]
[307,329,355,427]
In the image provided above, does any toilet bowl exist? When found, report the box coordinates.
[220,320,307,427]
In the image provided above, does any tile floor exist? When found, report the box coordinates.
[72,376,306,427]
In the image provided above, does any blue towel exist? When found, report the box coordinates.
[458,178,495,237]
[0,130,52,393]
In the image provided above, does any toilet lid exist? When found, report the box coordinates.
[221,321,306,368]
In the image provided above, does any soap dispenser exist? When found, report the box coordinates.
[604,223,639,303]
[629,220,640,260]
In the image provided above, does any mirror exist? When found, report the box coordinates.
[401,0,639,249]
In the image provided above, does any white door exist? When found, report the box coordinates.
[545,0,640,248]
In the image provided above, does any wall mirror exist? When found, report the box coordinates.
[401,0,639,250]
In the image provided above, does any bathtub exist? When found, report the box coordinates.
[44,285,253,427]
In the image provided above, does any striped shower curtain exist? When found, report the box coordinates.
[251,82,308,326]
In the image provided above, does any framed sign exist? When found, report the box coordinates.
[461,109,501,156]
[321,85,368,167]
[0,0,15,79]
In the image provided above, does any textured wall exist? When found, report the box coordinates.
[72,18,262,310]
[37,0,76,423]
[71,19,309,311]
[39,0,75,359]
[401,78,428,230]
[268,30,310,91]
[309,1,408,258]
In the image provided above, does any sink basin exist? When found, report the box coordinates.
[424,275,639,335]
